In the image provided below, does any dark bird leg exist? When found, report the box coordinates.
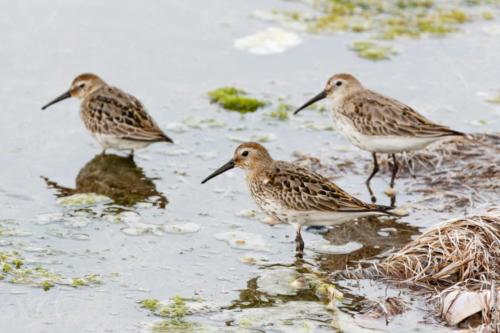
[365,153,379,203]
[101,149,107,156]
[389,154,399,207]
[295,225,304,259]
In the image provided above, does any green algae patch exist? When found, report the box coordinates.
[150,319,197,332]
[208,87,267,113]
[269,0,499,59]
[267,103,292,121]
[0,250,101,290]
[351,41,396,60]
[41,280,54,291]
[157,295,188,318]
[71,275,101,288]
[140,295,203,333]
[140,298,160,311]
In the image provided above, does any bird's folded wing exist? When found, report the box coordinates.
[263,162,373,212]
[343,90,462,138]
[85,88,172,142]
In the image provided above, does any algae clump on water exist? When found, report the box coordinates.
[208,87,266,113]
[351,41,396,60]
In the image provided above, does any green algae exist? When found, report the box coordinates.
[270,0,499,59]
[268,103,292,121]
[140,295,199,332]
[208,87,267,113]
[150,319,197,332]
[157,295,188,318]
[71,275,101,287]
[0,250,101,290]
[351,41,396,60]
[41,280,54,291]
[140,298,160,311]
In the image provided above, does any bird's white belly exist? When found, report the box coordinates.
[256,198,386,226]
[93,134,150,151]
[289,210,386,226]
[333,113,443,154]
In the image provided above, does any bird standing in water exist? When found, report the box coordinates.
[42,73,173,154]
[201,142,407,258]
[294,73,464,206]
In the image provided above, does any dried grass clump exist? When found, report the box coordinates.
[334,207,500,329]
[378,133,499,210]
[336,207,500,290]
[378,134,499,179]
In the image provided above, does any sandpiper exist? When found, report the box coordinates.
[201,142,407,257]
[294,73,464,206]
[42,73,173,153]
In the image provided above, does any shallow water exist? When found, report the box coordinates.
[0,0,499,332]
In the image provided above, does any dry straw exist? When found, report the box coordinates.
[334,207,500,329]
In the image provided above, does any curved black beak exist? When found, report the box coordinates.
[201,160,235,184]
[293,90,327,115]
[41,90,72,110]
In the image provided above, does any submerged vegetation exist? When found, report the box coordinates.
[139,295,198,332]
[0,250,101,290]
[267,102,293,120]
[350,40,397,60]
[208,87,267,113]
[267,0,500,59]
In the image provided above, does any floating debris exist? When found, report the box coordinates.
[257,268,300,296]
[208,87,266,113]
[239,254,269,265]
[351,41,397,60]
[163,223,200,234]
[486,93,500,104]
[267,103,292,121]
[214,231,271,252]
[210,301,333,332]
[56,193,111,207]
[236,209,261,220]
[182,116,226,129]
[139,296,219,332]
[0,249,101,290]
[234,27,302,55]
[227,133,276,143]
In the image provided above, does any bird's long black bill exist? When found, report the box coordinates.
[41,90,72,110]
[201,160,235,184]
[294,90,327,115]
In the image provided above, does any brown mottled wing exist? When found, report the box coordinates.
[82,86,172,142]
[341,90,463,138]
[260,161,374,212]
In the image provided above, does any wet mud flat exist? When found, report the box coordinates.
[1,0,500,332]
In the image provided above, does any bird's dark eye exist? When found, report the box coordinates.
[335,81,342,87]
[242,150,249,157]
[79,84,85,88]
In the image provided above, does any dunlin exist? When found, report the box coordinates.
[294,73,463,206]
[42,73,173,153]
[201,142,407,257]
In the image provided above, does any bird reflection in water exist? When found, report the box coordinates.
[43,154,168,208]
